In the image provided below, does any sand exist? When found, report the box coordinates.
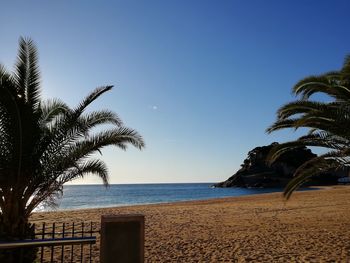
[30,186,350,262]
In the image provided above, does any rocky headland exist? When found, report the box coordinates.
[214,142,340,188]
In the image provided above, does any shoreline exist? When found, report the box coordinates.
[31,185,350,262]
[35,185,322,213]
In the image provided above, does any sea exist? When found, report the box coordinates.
[39,183,284,211]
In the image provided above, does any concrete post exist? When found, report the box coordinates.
[100,214,145,263]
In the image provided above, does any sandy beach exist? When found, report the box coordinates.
[30,186,350,262]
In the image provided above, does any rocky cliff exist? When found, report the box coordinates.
[214,142,339,188]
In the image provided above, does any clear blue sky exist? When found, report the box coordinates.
[1,1,350,184]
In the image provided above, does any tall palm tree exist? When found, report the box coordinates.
[267,55,350,199]
[0,37,145,262]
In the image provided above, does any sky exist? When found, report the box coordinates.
[1,1,350,184]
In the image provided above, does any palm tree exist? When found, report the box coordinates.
[0,37,145,262]
[267,55,350,199]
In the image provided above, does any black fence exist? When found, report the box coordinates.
[0,222,99,263]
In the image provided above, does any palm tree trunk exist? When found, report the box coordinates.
[0,197,37,263]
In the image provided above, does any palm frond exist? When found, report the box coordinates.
[277,100,338,120]
[267,141,307,164]
[39,99,70,124]
[73,86,113,116]
[63,127,144,161]
[284,155,342,199]
[266,118,301,133]
[293,75,350,101]
[14,37,41,109]
[81,110,123,129]
[60,159,109,185]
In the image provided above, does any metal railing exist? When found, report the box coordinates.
[0,222,99,263]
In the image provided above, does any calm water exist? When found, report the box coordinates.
[40,183,284,211]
